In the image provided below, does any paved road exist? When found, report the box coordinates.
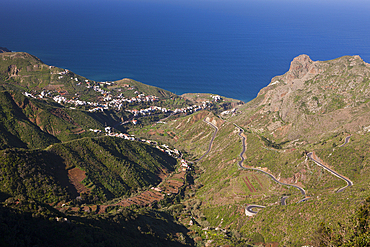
[234,124,246,166]
[245,204,266,216]
[235,125,306,196]
[234,125,307,215]
[297,197,311,203]
[307,152,353,193]
[192,118,218,163]
[236,126,352,215]
[281,196,289,206]
[339,135,351,147]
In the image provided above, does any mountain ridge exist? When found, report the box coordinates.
[137,53,370,245]
[2,51,370,246]
[233,54,370,143]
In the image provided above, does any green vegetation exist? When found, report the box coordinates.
[0,91,59,149]
[111,78,177,100]
[3,51,370,246]
[260,136,289,149]
[0,136,177,204]
[0,88,137,149]
[51,137,177,200]
[314,196,370,246]
[0,149,70,203]
[0,197,194,247]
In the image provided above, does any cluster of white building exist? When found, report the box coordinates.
[23,76,220,128]
[106,132,135,141]
[126,104,208,118]
[88,129,102,133]
[91,85,110,95]
[180,159,190,171]
[103,93,159,111]
[23,92,37,98]
[53,69,69,80]
[220,108,237,116]
[210,94,221,101]
[52,95,87,106]
[56,69,68,75]
[41,90,213,119]
[173,104,205,114]
[127,106,168,116]
[101,130,183,160]
[23,90,51,99]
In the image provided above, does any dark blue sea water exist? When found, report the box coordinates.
[2,0,370,102]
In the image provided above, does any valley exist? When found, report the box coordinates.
[1,50,370,246]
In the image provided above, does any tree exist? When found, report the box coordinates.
[314,196,370,246]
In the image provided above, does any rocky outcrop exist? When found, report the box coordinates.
[257,55,323,98]
[270,54,323,86]
[286,54,314,83]
[240,54,370,142]
[8,64,20,76]
[0,47,11,53]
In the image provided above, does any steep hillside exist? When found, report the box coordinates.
[0,136,177,204]
[113,78,176,99]
[3,50,370,246]
[0,52,80,92]
[198,55,370,245]
[132,55,370,246]
[0,52,187,105]
[0,51,192,246]
[234,54,370,142]
[50,137,177,200]
[1,197,194,247]
[0,90,59,149]
[0,89,114,149]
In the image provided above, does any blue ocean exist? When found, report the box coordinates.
[2,0,370,102]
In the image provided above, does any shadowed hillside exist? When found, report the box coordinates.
[0,136,177,204]
[0,198,194,247]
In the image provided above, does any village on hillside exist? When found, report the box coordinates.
[23,73,223,128]
[22,74,199,173]
[23,73,222,132]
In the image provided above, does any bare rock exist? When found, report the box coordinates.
[0,47,11,53]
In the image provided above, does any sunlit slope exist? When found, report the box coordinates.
[135,80,370,245]
[176,54,370,245]
[237,132,370,245]
[232,55,370,143]
[0,52,186,103]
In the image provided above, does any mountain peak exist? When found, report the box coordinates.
[292,54,312,63]
[285,54,317,84]
[262,54,319,90]
[290,54,313,73]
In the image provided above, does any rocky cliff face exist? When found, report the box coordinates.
[237,54,370,142]
[0,47,11,53]
[275,54,320,84]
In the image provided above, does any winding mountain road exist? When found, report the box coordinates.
[235,125,306,195]
[307,151,353,193]
[234,125,306,215]
[194,119,352,216]
[238,128,353,215]
[297,197,311,203]
[281,196,289,206]
[339,135,351,147]
[193,118,218,163]
[245,205,266,216]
